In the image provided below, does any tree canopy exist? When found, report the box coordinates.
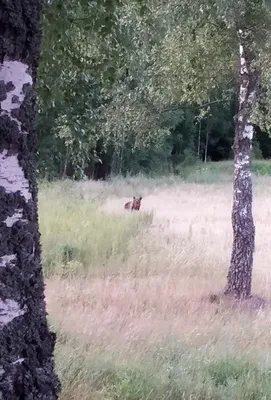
[36,0,271,179]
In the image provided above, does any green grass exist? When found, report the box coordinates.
[174,159,271,184]
[252,159,271,176]
[39,181,152,277]
[53,333,271,400]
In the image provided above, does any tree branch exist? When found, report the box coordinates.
[161,98,230,114]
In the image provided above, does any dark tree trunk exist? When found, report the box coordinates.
[225,29,259,299]
[0,1,60,398]
[197,118,201,159]
[204,124,209,163]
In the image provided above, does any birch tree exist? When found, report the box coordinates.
[0,0,59,397]
[148,0,271,298]
[225,26,259,298]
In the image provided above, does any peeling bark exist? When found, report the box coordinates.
[225,29,259,299]
[0,1,59,398]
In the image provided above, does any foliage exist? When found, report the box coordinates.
[37,0,172,178]
[36,0,271,180]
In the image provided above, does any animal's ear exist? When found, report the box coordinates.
[133,196,136,200]
[139,197,142,200]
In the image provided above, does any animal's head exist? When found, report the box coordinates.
[132,196,142,210]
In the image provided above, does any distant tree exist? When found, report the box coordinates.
[0,0,59,397]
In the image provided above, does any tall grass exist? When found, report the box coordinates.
[41,167,271,399]
[39,181,152,277]
[54,337,271,400]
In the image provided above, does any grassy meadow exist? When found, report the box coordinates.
[40,161,271,400]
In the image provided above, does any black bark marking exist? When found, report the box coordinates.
[12,95,20,103]
[0,81,7,101]
[6,81,15,92]
[0,80,16,103]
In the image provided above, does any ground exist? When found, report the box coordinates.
[41,165,271,400]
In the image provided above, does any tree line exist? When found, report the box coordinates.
[36,0,271,180]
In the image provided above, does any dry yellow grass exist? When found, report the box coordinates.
[43,177,271,398]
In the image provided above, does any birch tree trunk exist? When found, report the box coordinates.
[0,1,59,398]
[225,29,258,299]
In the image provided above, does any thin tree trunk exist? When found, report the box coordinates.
[204,126,209,163]
[0,1,60,398]
[197,118,201,159]
[62,147,70,179]
[225,29,259,299]
[119,133,124,175]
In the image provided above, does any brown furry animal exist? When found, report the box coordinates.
[124,196,142,211]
